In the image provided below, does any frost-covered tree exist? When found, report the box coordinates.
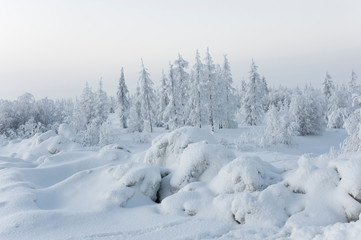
[221,55,237,128]
[187,50,204,128]
[290,86,325,136]
[323,72,334,99]
[242,60,266,126]
[16,93,36,126]
[138,59,156,133]
[157,70,170,127]
[128,87,143,133]
[263,105,298,145]
[268,86,292,110]
[174,54,190,126]
[327,85,352,128]
[348,70,358,93]
[116,67,130,128]
[79,82,95,124]
[163,63,180,130]
[204,48,217,131]
[95,79,109,124]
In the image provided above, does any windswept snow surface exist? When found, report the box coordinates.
[1,119,360,240]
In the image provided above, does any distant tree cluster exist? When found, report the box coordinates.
[0,49,360,148]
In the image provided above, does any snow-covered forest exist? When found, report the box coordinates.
[0,49,361,151]
[1,50,360,149]
[2,50,361,239]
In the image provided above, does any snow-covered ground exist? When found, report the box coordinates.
[1,115,360,240]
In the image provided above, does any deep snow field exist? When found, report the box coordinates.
[1,116,361,240]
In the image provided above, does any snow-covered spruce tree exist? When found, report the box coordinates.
[242,60,266,126]
[71,98,87,136]
[263,104,298,145]
[290,86,325,136]
[348,71,361,110]
[204,48,217,131]
[323,71,334,99]
[128,87,143,133]
[174,54,190,126]
[221,55,237,128]
[213,64,225,129]
[138,59,156,133]
[260,76,269,111]
[327,85,352,128]
[187,50,205,128]
[163,63,180,130]
[348,70,359,93]
[157,70,170,128]
[116,67,130,128]
[79,82,95,124]
[95,79,109,124]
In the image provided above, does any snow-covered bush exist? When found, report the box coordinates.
[112,162,162,202]
[144,127,216,168]
[210,156,281,194]
[160,182,214,216]
[327,86,352,128]
[58,123,76,142]
[343,109,361,152]
[290,87,325,136]
[263,105,298,145]
[284,155,361,222]
[236,127,265,150]
[231,184,298,227]
[170,141,235,192]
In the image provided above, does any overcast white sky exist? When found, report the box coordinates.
[1,0,361,100]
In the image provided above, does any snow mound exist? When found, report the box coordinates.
[284,155,340,194]
[160,182,214,217]
[0,131,80,162]
[58,123,76,142]
[170,141,235,192]
[37,130,57,144]
[210,156,281,194]
[333,156,361,202]
[97,144,131,162]
[284,155,361,225]
[144,127,216,168]
[231,184,301,227]
[112,162,162,202]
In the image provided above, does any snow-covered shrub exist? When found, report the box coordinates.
[235,127,265,150]
[263,105,298,145]
[290,86,325,136]
[332,156,361,203]
[17,118,43,138]
[131,131,151,143]
[328,108,351,129]
[284,155,361,223]
[37,130,57,144]
[58,123,76,142]
[327,86,352,128]
[210,156,281,194]
[343,109,361,152]
[144,127,216,168]
[112,162,161,201]
[284,155,340,194]
[80,119,100,146]
[160,182,214,216]
[231,184,298,227]
[170,141,235,192]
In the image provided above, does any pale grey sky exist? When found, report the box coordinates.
[1,0,361,100]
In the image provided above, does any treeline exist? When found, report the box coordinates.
[0,49,360,149]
